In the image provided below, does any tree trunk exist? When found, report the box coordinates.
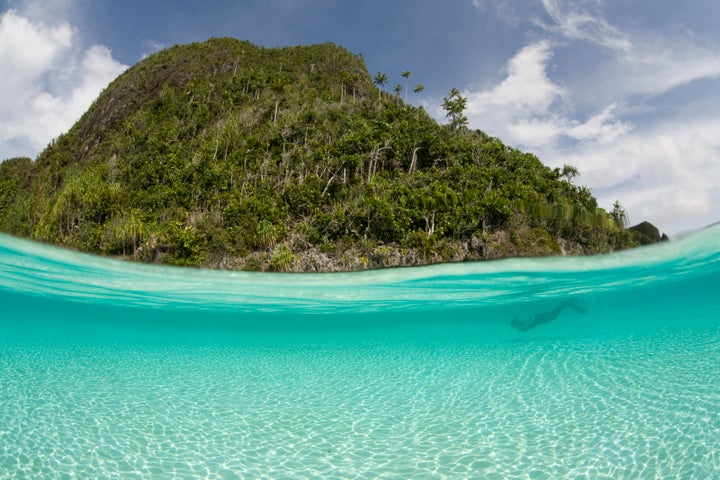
[408,146,421,174]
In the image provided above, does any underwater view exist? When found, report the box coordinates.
[1,226,719,479]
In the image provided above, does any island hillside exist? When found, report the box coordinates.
[0,38,637,271]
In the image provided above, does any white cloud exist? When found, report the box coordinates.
[461,1,720,234]
[531,1,720,103]
[539,0,631,51]
[467,41,564,113]
[5,0,75,21]
[471,0,525,26]
[552,119,720,235]
[0,10,71,101]
[565,103,629,143]
[0,9,126,160]
[461,36,720,234]
[462,41,626,148]
[617,41,720,98]
[463,41,564,147]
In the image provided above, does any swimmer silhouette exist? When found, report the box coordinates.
[511,299,587,332]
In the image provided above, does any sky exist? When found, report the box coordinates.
[1,0,719,236]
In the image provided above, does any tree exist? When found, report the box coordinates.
[610,200,629,229]
[270,76,289,124]
[411,85,425,121]
[393,84,403,98]
[256,219,279,250]
[373,72,387,100]
[556,164,579,181]
[442,88,468,131]
[401,70,411,101]
[340,71,360,103]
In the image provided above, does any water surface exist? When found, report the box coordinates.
[1,228,719,478]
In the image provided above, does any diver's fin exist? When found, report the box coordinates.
[563,299,587,314]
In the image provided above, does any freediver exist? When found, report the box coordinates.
[511,299,587,332]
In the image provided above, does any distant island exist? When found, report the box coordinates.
[0,38,659,272]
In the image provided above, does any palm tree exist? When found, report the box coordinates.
[442,88,468,130]
[611,200,629,229]
[412,84,425,120]
[394,84,403,99]
[373,72,387,100]
[401,70,411,101]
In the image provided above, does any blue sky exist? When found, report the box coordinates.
[1,0,719,235]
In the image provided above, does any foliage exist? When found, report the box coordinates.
[269,244,297,272]
[0,38,637,271]
[611,200,629,229]
[442,88,468,131]
[0,157,33,233]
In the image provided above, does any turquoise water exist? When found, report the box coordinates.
[1,228,719,479]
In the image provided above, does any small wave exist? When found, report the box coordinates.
[0,224,718,313]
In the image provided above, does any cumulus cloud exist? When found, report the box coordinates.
[463,41,564,147]
[462,40,628,148]
[0,10,71,88]
[551,119,720,234]
[465,0,720,234]
[468,41,564,114]
[0,9,126,160]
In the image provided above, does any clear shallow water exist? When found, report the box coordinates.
[1,228,719,479]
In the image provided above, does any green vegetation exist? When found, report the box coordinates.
[442,88,469,131]
[0,38,636,271]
